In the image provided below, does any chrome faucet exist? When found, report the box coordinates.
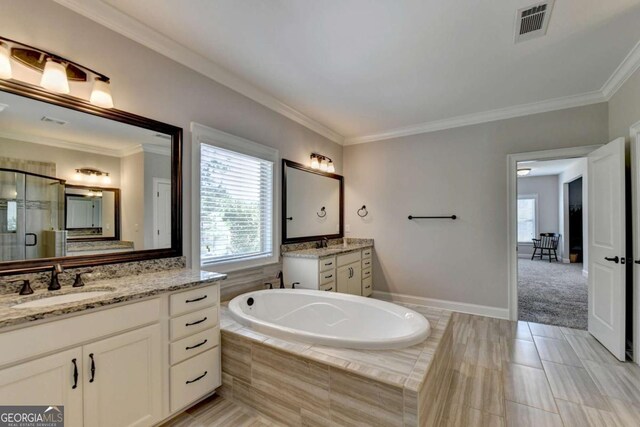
[276,271,285,289]
[48,264,64,291]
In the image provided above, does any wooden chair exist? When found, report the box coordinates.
[531,233,560,262]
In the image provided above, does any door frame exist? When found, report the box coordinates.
[153,177,172,249]
[629,120,640,363]
[507,145,602,321]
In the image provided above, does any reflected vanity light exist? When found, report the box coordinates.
[0,43,12,80]
[74,168,110,184]
[309,153,335,173]
[0,36,115,108]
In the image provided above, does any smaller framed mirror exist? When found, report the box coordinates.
[64,185,120,241]
[282,159,343,243]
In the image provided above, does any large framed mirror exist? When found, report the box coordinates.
[0,79,182,272]
[282,159,343,243]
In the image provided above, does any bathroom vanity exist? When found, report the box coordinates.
[0,268,224,427]
[282,240,373,296]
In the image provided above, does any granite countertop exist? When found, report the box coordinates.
[67,240,135,252]
[281,242,373,259]
[0,269,226,329]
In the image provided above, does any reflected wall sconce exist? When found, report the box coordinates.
[0,36,114,108]
[309,153,335,173]
[74,168,111,185]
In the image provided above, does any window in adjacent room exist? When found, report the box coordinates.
[517,195,537,243]
[198,130,278,269]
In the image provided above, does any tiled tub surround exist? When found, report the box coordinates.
[66,239,135,253]
[0,255,187,295]
[219,303,453,426]
[0,262,225,328]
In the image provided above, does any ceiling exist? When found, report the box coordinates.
[517,158,581,177]
[0,91,170,156]
[57,0,640,144]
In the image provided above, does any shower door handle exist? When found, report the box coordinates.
[25,233,37,247]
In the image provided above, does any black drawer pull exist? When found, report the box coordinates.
[185,317,208,327]
[325,287,333,291]
[89,353,96,383]
[186,371,208,384]
[325,274,333,279]
[72,358,78,389]
[186,295,208,303]
[186,339,208,350]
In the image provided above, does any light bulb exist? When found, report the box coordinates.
[90,78,114,108]
[41,59,69,94]
[319,159,328,172]
[327,161,335,173]
[310,155,319,169]
[102,174,111,185]
[0,43,12,80]
[74,170,82,181]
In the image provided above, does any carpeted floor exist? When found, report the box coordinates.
[518,258,588,330]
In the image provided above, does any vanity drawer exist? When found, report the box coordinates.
[170,347,221,412]
[362,268,372,280]
[170,306,218,341]
[362,248,373,259]
[319,256,336,272]
[319,270,335,285]
[320,282,336,292]
[337,251,361,267]
[362,258,372,269]
[362,277,373,297]
[170,285,218,316]
[170,327,220,365]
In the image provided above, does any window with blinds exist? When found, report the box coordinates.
[200,143,274,265]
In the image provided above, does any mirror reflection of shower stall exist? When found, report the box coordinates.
[0,168,65,261]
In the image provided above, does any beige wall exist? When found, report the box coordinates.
[344,103,608,309]
[0,0,342,262]
[120,152,144,250]
[609,68,640,141]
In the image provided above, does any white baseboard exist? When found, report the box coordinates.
[582,269,589,278]
[372,291,510,320]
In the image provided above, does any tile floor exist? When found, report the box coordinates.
[163,312,640,426]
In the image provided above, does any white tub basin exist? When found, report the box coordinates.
[12,291,112,309]
[228,289,431,349]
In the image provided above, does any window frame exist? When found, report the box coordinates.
[517,193,539,244]
[191,123,280,272]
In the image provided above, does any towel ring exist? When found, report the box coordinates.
[357,205,368,218]
[317,207,327,218]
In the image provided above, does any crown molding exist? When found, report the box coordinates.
[52,0,344,145]
[0,129,124,157]
[344,90,606,145]
[601,38,640,100]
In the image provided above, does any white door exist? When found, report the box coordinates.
[153,178,172,249]
[83,324,162,427]
[632,135,640,362]
[588,137,627,361]
[0,348,84,426]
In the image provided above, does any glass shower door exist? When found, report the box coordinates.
[0,170,26,261]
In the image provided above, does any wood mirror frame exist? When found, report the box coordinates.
[282,159,344,244]
[0,79,183,274]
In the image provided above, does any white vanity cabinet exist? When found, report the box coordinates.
[283,247,373,296]
[0,282,221,427]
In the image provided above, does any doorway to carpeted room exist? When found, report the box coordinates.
[517,258,587,329]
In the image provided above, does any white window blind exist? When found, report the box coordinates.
[517,197,536,243]
[200,144,274,264]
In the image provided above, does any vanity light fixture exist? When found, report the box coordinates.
[74,168,111,184]
[309,153,335,173]
[0,36,115,108]
[0,43,12,79]
[517,168,532,177]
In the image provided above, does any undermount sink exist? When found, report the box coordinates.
[12,291,113,309]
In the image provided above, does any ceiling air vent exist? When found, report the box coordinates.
[41,116,68,126]
[515,0,554,43]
